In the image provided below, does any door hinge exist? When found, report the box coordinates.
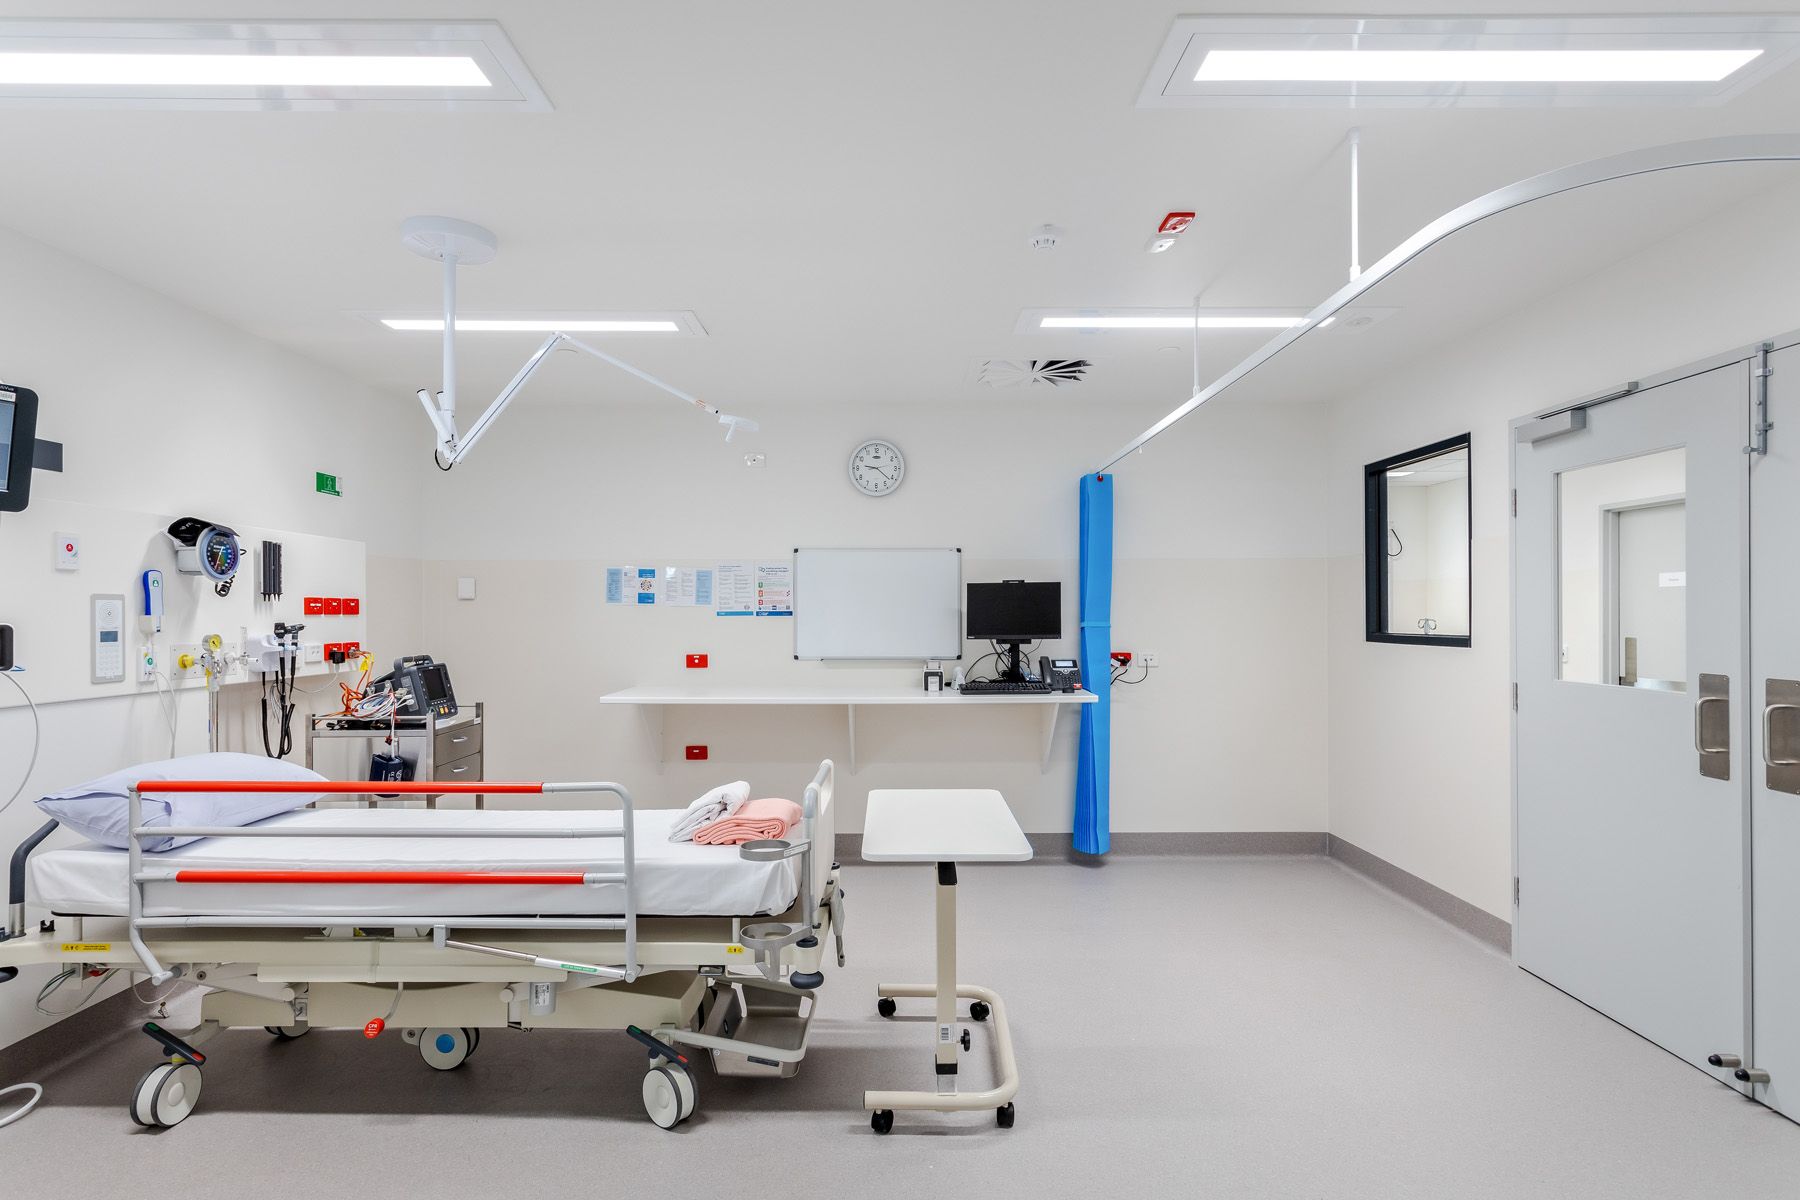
[1747,341,1774,456]
[1514,877,1521,906]
[1512,682,1519,711]
[1511,488,1517,517]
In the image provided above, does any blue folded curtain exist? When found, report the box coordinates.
[1074,472,1113,855]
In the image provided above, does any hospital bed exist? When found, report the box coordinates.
[0,759,843,1130]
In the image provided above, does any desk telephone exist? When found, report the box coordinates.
[1039,656,1082,692]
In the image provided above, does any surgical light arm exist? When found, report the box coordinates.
[418,331,758,469]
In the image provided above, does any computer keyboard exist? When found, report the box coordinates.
[958,679,1053,695]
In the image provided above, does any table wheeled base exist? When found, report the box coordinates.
[863,862,1019,1129]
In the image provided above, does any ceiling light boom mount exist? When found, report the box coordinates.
[401,216,756,469]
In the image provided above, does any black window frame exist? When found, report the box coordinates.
[1364,432,1472,648]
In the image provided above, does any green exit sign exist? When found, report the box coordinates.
[315,471,342,497]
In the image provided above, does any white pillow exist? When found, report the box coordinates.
[36,752,327,851]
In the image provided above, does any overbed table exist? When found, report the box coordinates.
[861,787,1031,1133]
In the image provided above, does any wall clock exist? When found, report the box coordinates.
[849,439,905,497]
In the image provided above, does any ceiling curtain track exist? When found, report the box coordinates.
[1098,134,1800,472]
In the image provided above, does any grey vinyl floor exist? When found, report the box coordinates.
[4,855,1799,1198]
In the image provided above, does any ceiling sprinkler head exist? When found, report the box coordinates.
[1146,235,1178,254]
[1028,224,1064,251]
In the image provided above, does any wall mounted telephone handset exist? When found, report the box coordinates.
[1039,656,1082,692]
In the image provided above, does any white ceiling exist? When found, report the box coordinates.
[3,0,1799,430]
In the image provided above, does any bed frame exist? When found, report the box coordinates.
[0,759,841,1130]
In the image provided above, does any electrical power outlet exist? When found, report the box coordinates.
[1141,652,1160,668]
[302,642,325,665]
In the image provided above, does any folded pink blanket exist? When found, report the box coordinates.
[692,796,802,846]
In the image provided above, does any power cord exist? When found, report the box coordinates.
[1,670,46,1128]
[0,671,40,816]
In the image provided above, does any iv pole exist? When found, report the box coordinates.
[401,216,758,469]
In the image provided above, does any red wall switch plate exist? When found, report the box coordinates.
[343,597,361,615]
[324,642,345,660]
[303,597,326,615]
[322,597,344,615]
[343,641,361,658]
[685,745,709,761]
[686,653,709,669]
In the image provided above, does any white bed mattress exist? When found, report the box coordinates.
[29,807,799,919]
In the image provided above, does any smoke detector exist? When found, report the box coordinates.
[976,359,1091,388]
[1028,224,1065,251]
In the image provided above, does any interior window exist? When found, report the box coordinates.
[1364,435,1472,646]
[1556,447,1687,690]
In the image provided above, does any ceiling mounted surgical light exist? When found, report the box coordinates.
[0,20,547,110]
[1140,15,1800,108]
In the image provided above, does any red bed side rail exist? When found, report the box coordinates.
[173,870,590,885]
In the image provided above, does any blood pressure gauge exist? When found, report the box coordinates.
[166,517,242,597]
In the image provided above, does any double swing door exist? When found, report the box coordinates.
[1514,336,1800,1119]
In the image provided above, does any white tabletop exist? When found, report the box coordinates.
[600,685,1094,706]
[862,789,1033,863]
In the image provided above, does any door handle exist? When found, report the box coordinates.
[1695,695,1730,755]
[1766,702,1800,767]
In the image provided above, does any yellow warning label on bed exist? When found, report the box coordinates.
[61,942,111,954]
[726,945,745,955]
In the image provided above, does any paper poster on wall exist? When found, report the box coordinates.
[605,566,628,604]
[755,560,793,616]
[634,566,659,605]
[715,561,756,616]
[662,567,715,608]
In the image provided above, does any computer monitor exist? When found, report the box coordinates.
[967,581,1061,681]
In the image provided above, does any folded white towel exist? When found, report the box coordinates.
[668,780,751,842]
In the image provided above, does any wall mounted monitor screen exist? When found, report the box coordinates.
[0,385,39,513]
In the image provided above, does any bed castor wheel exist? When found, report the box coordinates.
[959,1028,972,1051]
[418,1027,477,1071]
[877,997,897,1018]
[871,1108,894,1134]
[969,1000,990,1023]
[642,1062,697,1129]
[265,1024,310,1040]
[129,1061,203,1128]
[997,1102,1015,1129]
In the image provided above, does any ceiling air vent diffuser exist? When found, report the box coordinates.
[976,359,1091,388]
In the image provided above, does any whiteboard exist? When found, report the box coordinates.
[794,548,962,660]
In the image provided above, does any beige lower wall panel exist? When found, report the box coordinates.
[418,556,1329,835]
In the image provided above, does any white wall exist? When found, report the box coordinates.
[1325,175,1800,921]
[0,225,425,1050]
[415,393,1331,837]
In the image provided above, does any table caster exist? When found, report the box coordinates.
[877,997,897,1018]
[871,1109,894,1135]
[969,1000,991,1022]
[129,1062,203,1128]
[643,1062,697,1129]
[997,1102,1015,1129]
[264,1024,310,1041]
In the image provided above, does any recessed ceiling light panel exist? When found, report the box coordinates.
[361,311,707,336]
[0,20,548,110]
[1019,307,1399,335]
[1142,16,1800,108]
